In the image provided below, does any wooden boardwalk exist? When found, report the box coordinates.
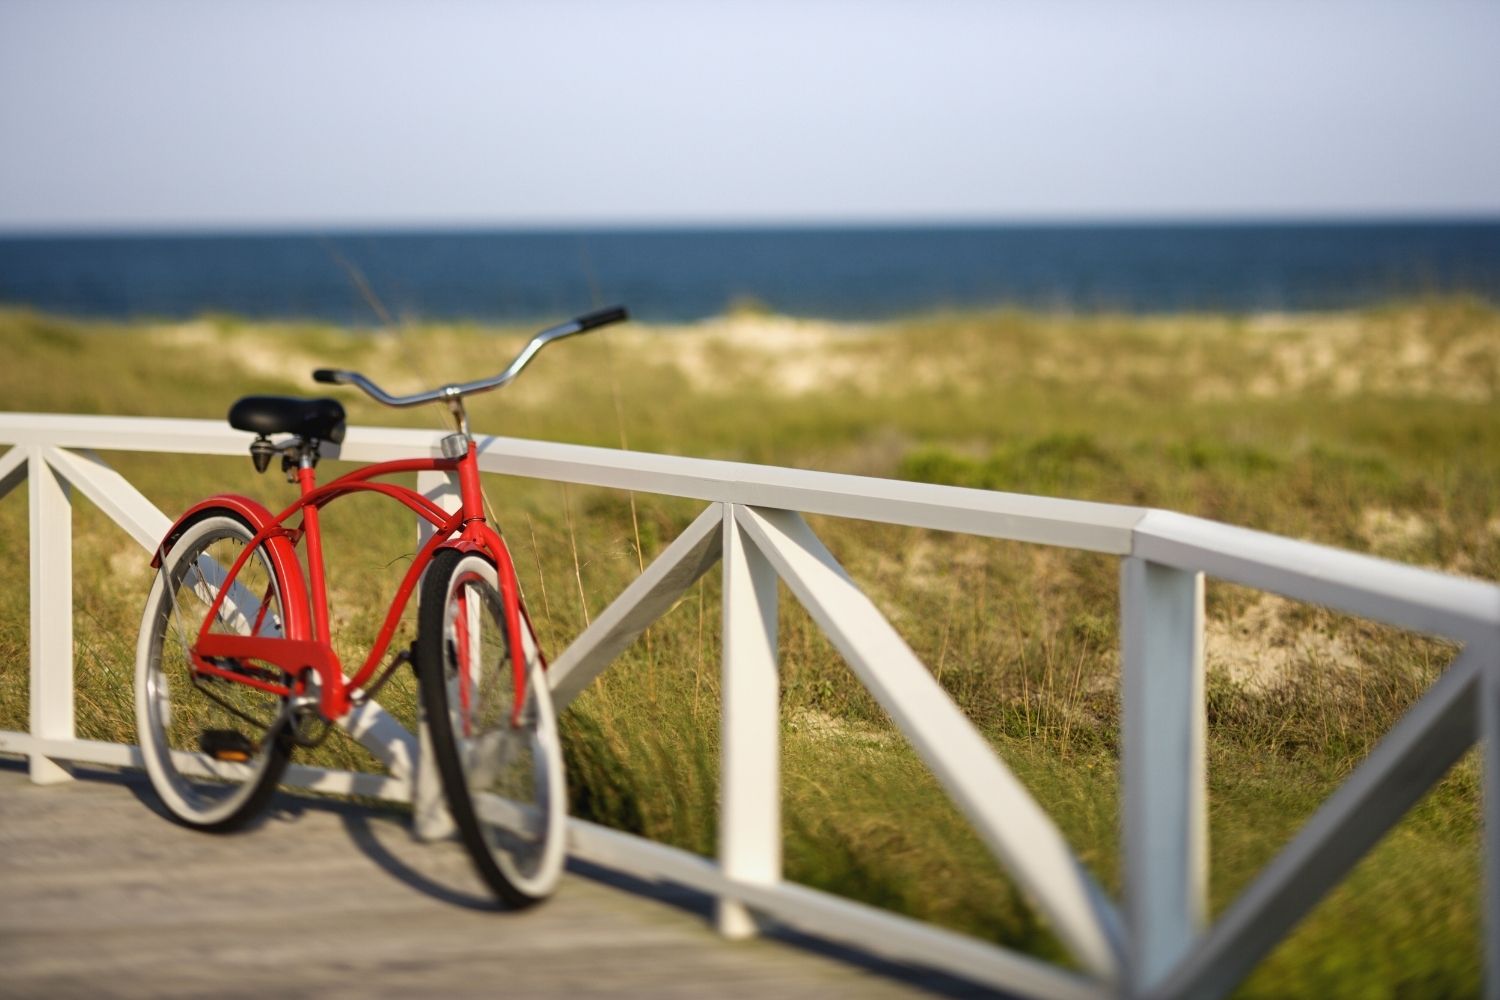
[0,763,990,999]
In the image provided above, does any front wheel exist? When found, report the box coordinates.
[417,548,567,906]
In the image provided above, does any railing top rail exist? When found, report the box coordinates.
[0,412,1145,554]
[4,412,1497,638]
[1134,511,1500,642]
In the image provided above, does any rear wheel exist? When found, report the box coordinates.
[417,548,566,906]
[135,510,293,831]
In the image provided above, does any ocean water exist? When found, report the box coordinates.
[1,221,1497,324]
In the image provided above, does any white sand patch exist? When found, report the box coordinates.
[103,537,153,604]
[150,321,328,386]
[149,304,1499,408]
[1357,507,1435,558]
[622,315,880,396]
[1232,311,1498,402]
[1206,594,1361,692]
[892,534,946,593]
[529,307,1473,407]
[785,707,894,752]
[1257,318,1362,396]
[1189,376,1237,402]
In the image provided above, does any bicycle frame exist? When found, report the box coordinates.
[158,439,531,723]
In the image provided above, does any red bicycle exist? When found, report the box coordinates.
[133,305,628,906]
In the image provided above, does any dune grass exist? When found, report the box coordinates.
[1,298,1497,996]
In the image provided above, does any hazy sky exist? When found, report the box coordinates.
[2,0,1497,232]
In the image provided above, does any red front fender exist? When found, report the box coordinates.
[151,493,313,642]
[447,523,545,720]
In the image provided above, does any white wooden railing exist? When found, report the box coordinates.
[1,412,1497,1000]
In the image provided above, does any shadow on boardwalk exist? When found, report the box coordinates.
[0,760,1000,999]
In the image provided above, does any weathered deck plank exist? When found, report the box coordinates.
[0,765,986,999]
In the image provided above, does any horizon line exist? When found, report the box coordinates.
[3,210,1500,240]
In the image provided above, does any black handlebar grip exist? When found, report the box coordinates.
[576,305,629,331]
[312,369,342,384]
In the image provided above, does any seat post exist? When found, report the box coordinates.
[295,450,332,646]
[295,448,319,495]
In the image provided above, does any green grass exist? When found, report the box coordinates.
[2,299,1497,996]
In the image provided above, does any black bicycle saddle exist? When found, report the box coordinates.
[228,396,347,443]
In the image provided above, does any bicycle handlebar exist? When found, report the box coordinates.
[312,305,629,408]
[574,305,628,331]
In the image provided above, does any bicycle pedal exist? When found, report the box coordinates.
[199,729,257,762]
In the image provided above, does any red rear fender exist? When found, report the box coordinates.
[152,494,313,641]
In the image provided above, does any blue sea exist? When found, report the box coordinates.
[1,221,1497,324]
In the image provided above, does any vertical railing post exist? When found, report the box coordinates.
[1484,645,1500,1000]
[28,447,74,784]
[1121,556,1207,994]
[412,468,460,841]
[718,502,781,939]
